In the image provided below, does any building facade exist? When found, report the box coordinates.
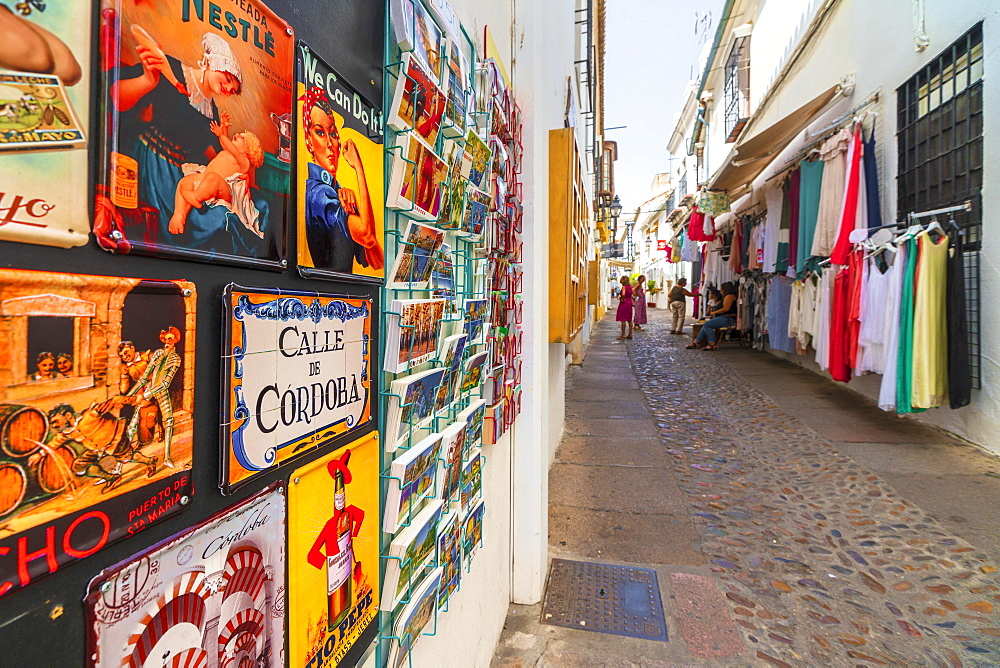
[669,0,998,455]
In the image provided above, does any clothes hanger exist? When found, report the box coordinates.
[924,217,946,242]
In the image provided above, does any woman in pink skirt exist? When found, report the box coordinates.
[633,275,648,331]
[616,275,633,339]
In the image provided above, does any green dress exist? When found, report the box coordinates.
[895,235,924,414]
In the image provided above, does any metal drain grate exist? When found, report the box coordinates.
[540,559,668,641]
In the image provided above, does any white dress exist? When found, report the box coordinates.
[813,269,835,370]
[788,280,803,340]
[764,187,784,272]
[857,253,893,374]
[878,244,905,411]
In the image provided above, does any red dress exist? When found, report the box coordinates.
[616,285,634,322]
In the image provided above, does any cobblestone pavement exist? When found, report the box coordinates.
[628,310,1000,667]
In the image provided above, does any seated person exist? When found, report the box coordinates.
[169,112,264,238]
[701,287,722,321]
[687,281,737,351]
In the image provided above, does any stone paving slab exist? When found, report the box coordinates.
[569,377,641,390]
[810,422,946,443]
[568,388,647,403]
[555,436,671,467]
[566,400,650,418]
[549,504,706,565]
[563,417,660,438]
[549,463,696,515]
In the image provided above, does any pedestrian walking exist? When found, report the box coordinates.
[667,278,695,334]
[616,275,634,340]
[633,275,648,331]
[687,281,737,351]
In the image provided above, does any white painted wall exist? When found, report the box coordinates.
[709,0,1000,455]
[406,0,578,665]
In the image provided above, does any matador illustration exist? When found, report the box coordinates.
[125,327,182,467]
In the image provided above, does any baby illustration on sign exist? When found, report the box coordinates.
[169,111,264,238]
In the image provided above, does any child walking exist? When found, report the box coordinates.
[616,275,633,340]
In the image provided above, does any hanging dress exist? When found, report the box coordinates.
[830,128,864,265]
[911,230,949,408]
[800,275,819,352]
[829,264,852,382]
[947,229,972,408]
[858,252,893,374]
[814,269,835,370]
[863,127,883,229]
[811,128,852,257]
[895,235,921,414]
[797,160,824,276]
[878,245,905,412]
[786,168,801,277]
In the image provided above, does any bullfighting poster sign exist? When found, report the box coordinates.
[222,285,372,493]
[296,41,385,283]
[0,0,91,248]
[0,268,196,598]
[85,484,285,667]
[288,433,380,668]
[93,0,294,268]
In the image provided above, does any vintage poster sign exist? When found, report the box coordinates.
[0,268,195,597]
[85,484,285,667]
[93,0,294,268]
[222,285,372,493]
[296,42,385,283]
[288,433,380,668]
[0,1,90,248]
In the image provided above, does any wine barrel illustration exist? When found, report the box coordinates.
[0,404,47,459]
[0,462,28,518]
[33,444,76,494]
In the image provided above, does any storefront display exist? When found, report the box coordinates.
[0,0,90,248]
[94,0,295,268]
[0,269,195,597]
[296,42,385,282]
[222,285,372,492]
[85,484,285,667]
[288,434,380,668]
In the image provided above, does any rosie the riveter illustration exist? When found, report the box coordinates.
[301,86,384,274]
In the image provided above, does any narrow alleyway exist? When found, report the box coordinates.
[493,310,1000,667]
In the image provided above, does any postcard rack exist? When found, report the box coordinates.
[375,1,526,664]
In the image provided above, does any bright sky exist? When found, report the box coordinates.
[605,0,723,216]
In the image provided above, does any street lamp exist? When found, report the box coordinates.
[610,195,622,240]
[645,237,652,255]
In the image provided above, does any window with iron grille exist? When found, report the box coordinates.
[897,22,983,388]
[724,36,750,142]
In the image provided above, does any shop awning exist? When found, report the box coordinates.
[708,85,841,193]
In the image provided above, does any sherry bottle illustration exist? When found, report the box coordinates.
[327,463,352,629]
[307,450,365,632]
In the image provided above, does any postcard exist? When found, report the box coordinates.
[388,52,446,146]
[387,133,448,221]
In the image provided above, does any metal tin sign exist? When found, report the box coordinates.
[93,0,294,268]
[222,285,372,493]
[0,1,90,248]
[296,42,385,283]
[85,484,286,667]
[0,268,196,597]
[288,433,380,668]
